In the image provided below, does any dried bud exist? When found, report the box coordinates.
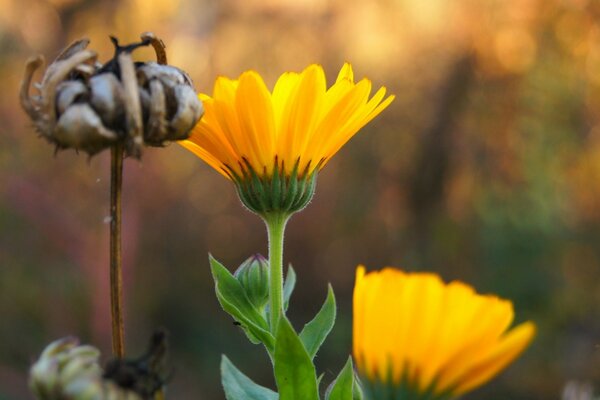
[29,337,141,400]
[234,254,270,310]
[20,32,203,157]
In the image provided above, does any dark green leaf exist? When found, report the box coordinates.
[221,355,278,400]
[274,317,319,400]
[299,285,336,359]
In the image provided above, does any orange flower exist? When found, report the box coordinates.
[353,266,536,398]
[181,63,393,183]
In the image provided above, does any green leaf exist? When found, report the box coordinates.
[210,255,275,351]
[325,357,355,400]
[221,355,278,400]
[282,264,296,311]
[352,375,364,400]
[274,317,319,400]
[317,373,325,391]
[299,285,336,359]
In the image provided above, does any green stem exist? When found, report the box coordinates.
[264,212,289,332]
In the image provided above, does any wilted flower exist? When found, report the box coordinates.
[353,266,536,399]
[180,63,394,216]
[20,32,203,157]
[29,337,141,400]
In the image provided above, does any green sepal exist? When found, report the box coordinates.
[282,264,296,312]
[292,171,317,211]
[281,162,300,211]
[271,161,282,210]
[361,370,455,400]
[274,316,319,400]
[209,255,275,352]
[228,159,318,216]
[299,285,336,359]
[221,355,278,400]
[325,357,355,400]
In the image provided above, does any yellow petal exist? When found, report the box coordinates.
[451,322,536,395]
[353,266,536,397]
[336,62,354,83]
[179,63,393,184]
[235,71,276,173]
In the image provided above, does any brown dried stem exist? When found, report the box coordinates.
[110,142,125,358]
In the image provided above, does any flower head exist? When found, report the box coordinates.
[180,63,393,215]
[29,337,141,400]
[353,266,536,399]
[20,33,203,157]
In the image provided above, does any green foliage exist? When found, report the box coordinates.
[213,254,342,400]
[325,357,355,400]
[274,316,320,400]
[209,255,275,352]
[299,285,336,359]
[353,378,364,400]
[282,265,296,312]
[221,355,278,400]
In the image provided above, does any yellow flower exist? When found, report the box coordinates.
[353,266,536,399]
[179,63,394,215]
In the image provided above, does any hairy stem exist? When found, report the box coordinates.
[110,143,125,358]
[265,212,289,332]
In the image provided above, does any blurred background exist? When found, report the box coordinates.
[1,0,600,398]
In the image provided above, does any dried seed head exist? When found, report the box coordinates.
[29,337,142,400]
[20,32,204,157]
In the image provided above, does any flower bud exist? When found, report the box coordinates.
[234,254,270,310]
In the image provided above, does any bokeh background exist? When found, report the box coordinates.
[1,0,600,398]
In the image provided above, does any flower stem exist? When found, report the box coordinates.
[265,212,289,332]
[110,143,125,358]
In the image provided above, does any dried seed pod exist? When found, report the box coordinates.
[137,62,204,145]
[20,33,204,157]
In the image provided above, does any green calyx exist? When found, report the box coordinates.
[360,372,456,400]
[227,158,318,217]
[234,254,270,312]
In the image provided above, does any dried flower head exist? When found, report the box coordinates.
[29,337,141,400]
[20,32,203,157]
[30,331,169,400]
